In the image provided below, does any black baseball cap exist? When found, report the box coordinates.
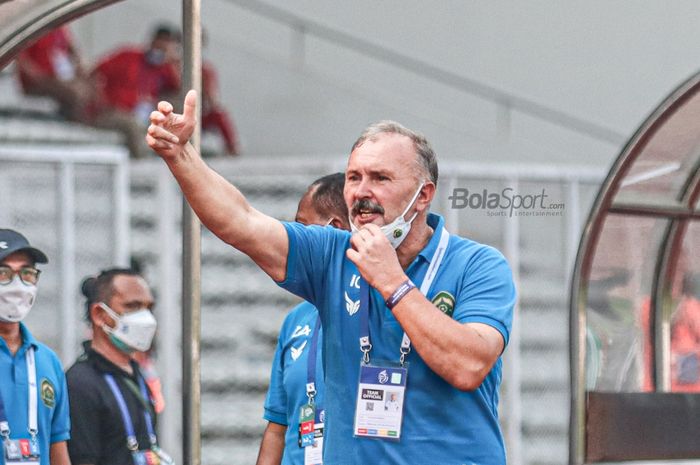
[0,229,48,264]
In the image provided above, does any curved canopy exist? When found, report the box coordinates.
[570,72,700,463]
[0,0,123,70]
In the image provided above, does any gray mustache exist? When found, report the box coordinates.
[351,199,385,216]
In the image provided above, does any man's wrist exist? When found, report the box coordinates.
[385,279,416,310]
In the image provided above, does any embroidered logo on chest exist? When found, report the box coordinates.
[344,291,359,316]
[41,378,56,408]
[432,291,456,317]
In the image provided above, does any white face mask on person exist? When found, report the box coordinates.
[350,182,425,249]
[0,277,37,322]
[98,302,157,353]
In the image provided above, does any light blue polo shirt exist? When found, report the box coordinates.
[0,323,70,465]
[264,301,325,465]
[278,213,515,465]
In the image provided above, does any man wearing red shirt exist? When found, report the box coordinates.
[90,26,181,158]
[16,25,91,121]
[202,62,240,156]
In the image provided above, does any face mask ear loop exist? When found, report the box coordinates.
[98,302,120,331]
[399,181,425,222]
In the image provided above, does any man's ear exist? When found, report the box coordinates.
[329,217,345,230]
[416,181,436,212]
[90,303,110,328]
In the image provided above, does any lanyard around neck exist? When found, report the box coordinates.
[104,373,157,451]
[0,346,38,442]
[359,228,450,366]
[305,315,322,404]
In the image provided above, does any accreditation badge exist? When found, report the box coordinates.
[131,449,162,465]
[353,362,408,440]
[298,403,316,448]
[303,409,324,465]
[3,438,40,465]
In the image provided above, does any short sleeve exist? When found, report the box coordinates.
[66,367,103,463]
[454,245,516,346]
[50,360,70,443]
[277,222,340,306]
[263,330,288,426]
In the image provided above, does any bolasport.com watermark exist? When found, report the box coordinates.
[447,187,565,217]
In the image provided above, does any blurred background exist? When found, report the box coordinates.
[2,1,700,464]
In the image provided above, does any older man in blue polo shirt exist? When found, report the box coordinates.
[0,229,71,465]
[147,92,516,464]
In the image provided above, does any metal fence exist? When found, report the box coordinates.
[0,144,130,363]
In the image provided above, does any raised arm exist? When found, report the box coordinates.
[146,90,288,281]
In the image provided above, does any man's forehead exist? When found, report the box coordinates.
[112,275,153,299]
[0,251,34,266]
[348,132,415,166]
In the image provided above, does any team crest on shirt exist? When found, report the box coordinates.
[41,379,55,408]
[432,291,455,318]
[344,291,360,316]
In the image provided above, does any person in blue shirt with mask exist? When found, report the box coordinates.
[0,229,71,465]
[257,173,350,465]
[147,92,516,464]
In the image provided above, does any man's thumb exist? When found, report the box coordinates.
[182,89,198,121]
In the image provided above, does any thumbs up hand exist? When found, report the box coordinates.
[146,89,198,161]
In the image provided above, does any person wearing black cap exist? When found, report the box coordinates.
[66,269,173,465]
[0,229,71,465]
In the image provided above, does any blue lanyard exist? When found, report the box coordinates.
[103,373,157,451]
[305,315,322,404]
[358,228,450,365]
[0,380,9,439]
[136,375,158,446]
[0,347,38,442]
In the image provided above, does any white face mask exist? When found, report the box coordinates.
[350,182,424,249]
[0,277,37,323]
[99,302,157,353]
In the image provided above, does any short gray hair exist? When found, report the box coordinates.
[351,120,438,184]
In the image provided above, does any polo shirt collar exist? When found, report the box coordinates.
[415,213,446,263]
[18,322,39,352]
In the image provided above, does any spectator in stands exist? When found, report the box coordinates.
[0,229,71,465]
[66,268,174,465]
[201,30,241,156]
[257,173,349,465]
[16,25,92,121]
[89,25,181,158]
[147,92,516,464]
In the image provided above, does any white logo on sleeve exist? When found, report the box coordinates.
[290,340,307,361]
[291,324,311,338]
[350,274,361,289]
[0,242,7,249]
[344,291,359,316]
